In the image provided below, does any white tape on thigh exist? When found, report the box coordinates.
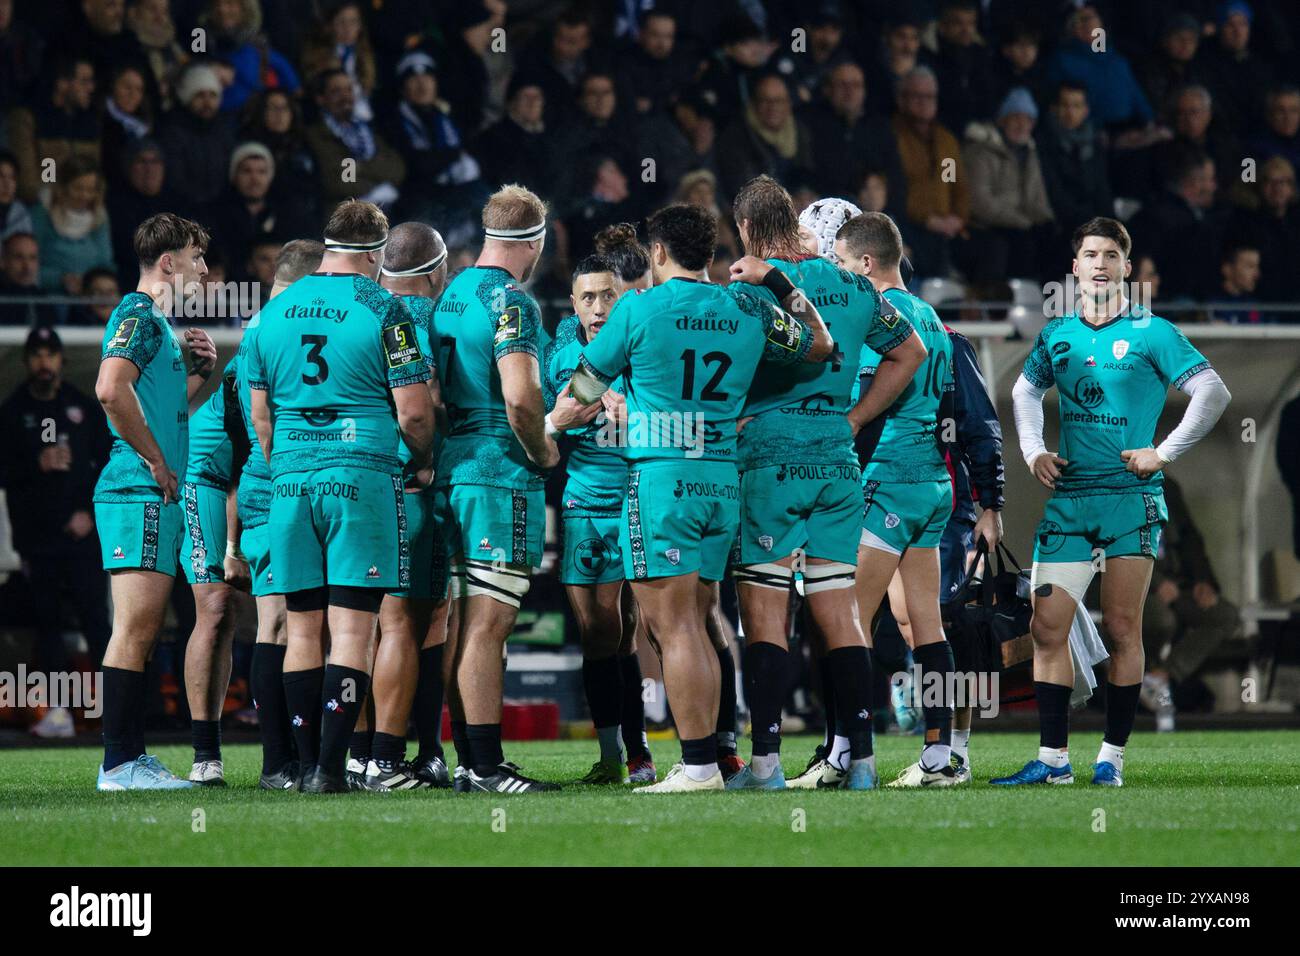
[448,561,467,599]
[732,561,794,590]
[1030,561,1094,605]
[803,561,856,593]
[859,527,901,556]
[463,559,531,607]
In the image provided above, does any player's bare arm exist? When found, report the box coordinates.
[95,356,176,503]
[249,386,273,464]
[392,379,436,490]
[729,254,834,362]
[499,351,560,469]
[184,327,217,402]
[846,332,927,435]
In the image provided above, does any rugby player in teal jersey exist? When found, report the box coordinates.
[995,217,1230,787]
[570,203,833,792]
[543,253,657,785]
[433,185,599,794]
[93,213,217,790]
[179,356,243,786]
[225,239,324,790]
[833,212,963,788]
[362,221,453,791]
[247,200,436,794]
[725,178,926,792]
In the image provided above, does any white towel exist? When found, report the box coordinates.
[1068,606,1110,707]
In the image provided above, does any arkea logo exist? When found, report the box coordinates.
[50,886,151,936]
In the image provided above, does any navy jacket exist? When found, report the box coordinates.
[944,330,1004,524]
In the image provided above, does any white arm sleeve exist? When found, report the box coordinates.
[1155,368,1231,463]
[1012,373,1050,470]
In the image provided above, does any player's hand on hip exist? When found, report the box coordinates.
[1120,447,1163,478]
[974,507,1002,551]
[150,459,178,502]
[1031,452,1068,489]
[224,553,252,592]
[185,327,217,376]
[551,383,602,431]
[729,255,773,285]
[404,463,434,493]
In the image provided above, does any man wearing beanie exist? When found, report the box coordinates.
[960,86,1055,286]
[158,63,237,206]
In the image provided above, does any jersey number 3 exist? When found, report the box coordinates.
[301,334,329,385]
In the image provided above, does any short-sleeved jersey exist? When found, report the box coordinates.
[93,292,189,503]
[394,293,439,468]
[577,277,816,463]
[1021,308,1211,497]
[543,313,628,513]
[186,358,236,489]
[736,257,913,470]
[861,288,954,484]
[245,273,430,479]
[431,265,544,489]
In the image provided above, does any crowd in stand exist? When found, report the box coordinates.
[1,0,1299,326]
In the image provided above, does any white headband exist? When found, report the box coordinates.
[484,222,546,243]
[380,248,448,277]
[324,235,389,253]
[798,198,862,259]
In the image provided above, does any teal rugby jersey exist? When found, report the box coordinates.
[431,265,544,489]
[543,313,628,514]
[245,273,430,479]
[577,277,816,463]
[1021,306,1211,497]
[736,257,913,470]
[232,314,272,524]
[186,358,236,488]
[395,293,441,468]
[859,288,954,484]
[93,292,189,502]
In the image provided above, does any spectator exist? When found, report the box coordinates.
[991,21,1047,107]
[1210,245,1265,323]
[1141,476,1242,726]
[555,72,633,195]
[929,0,997,136]
[1225,156,1300,304]
[75,265,120,326]
[716,73,815,203]
[560,154,634,265]
[515,8,594,127]
[770,3,851,107]
[101,64,155,189]
[206,142,310,283]
[856,168,890,214]
[865,16,924,118]
[1044,3,1154,129]
[157,63,237,206]
[0,151,33,240]
[801,61,905,206]
[960,87,1054,284]
[125,0,189,111]
[0,0,46,115]
[30,158,113,296]
[472,74,554,195]
[674,168,740,284]
[239,88,320,219]
[0,233,57,326]
[1152,84,1245,201]
[613,10,693,116]
[383,51,484,240]
[890,66,969,278]
[304,67,406,205]
[1199,0,1275,138]
[300,1,377,123]
[201,0,300,114]
[693,14,775,124]
[422,0,506,135]
[8,55,101,204]
[671,91,720,177]
[1134,252,1162,303]
[246,233,281,303]
[1128,145,1223,300]
[106,138,177,284]
[56,0,156,106]
[1037,82,1112,245]
[1136,13,1205,119]
[0,326,114,738]
[1248,85,1300,173]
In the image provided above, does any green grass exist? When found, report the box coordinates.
[1,732,1297,866]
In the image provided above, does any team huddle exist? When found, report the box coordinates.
[87,174,1231,795]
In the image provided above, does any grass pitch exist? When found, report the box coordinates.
[1,731,1297,866]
